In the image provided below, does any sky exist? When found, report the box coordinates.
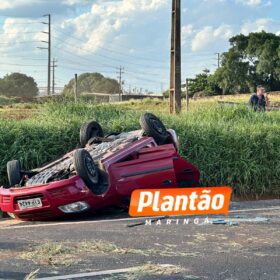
[0,0,280,94]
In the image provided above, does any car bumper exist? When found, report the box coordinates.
[0,176,93,220]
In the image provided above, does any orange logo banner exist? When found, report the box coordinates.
[129,187,232,217]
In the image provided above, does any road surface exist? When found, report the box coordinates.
[0,200,279,280]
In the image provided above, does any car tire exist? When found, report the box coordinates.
[0,210,9,219]
[7,160,21,187]
[73,149,105,195]
[80,121,104,147]
[140,113,170,145]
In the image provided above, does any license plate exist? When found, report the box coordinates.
[18,198,43,210]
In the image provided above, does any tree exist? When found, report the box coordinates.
[214,31,280,93]
[63,73,120,96]
[188,69,222,97]
[0,73,38,98]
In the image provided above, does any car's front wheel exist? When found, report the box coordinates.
[7,160,21,187]
[73,149,107,195]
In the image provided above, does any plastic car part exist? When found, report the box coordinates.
[7,160,21,187]
[140,113,170,145]
[58,201,90,213]
[73,149,103,194]
[80,121,104,147]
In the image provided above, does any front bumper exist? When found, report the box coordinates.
[0,176,92,220]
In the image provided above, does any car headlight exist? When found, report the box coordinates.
[58,201,90,213]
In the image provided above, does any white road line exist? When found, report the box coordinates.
[1,206,279,230]
[230,207,280,213]
[35,264,172,280]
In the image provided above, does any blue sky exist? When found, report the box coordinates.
[0,0,280,93]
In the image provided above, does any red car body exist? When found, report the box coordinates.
[0,130,200,221]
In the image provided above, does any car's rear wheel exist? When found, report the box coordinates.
[7,160,21,187]
[80,121,104,147]
[73,149,106,195]
[140,113,170,145]
[0,210,9,219]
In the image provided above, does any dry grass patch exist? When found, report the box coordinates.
[20,240,200,267]
[20,240,151,266]
[126,263,186,280]
[20,242,76,266]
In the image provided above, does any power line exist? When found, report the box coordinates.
[0,31,40,35]
[0,56,47,61]
[52,43,165,77]
[0,21,42,25]
[0,62,45,66]
[52,34,169,70]
[0,40,40,45]
[54,27,167,64]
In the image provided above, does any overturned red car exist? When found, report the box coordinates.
[0,113,200,220]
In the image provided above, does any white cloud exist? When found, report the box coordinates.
[0,0,90,10]
[0,0,38,10]
[236,0,272,7]
[1,18,45,44]
[191,24,233,51]
[241,18,271,34]
[62,0,89,5]
[61,0,168,54]
[182,24,194,36]
[182,24,195,46]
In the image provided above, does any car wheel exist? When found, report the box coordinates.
[0,210,9,219]
[80,121,104,147]
[7,160,21,187]
[140,113,170,145]
[73,149,105,195]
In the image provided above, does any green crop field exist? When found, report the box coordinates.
[0,98,279,197]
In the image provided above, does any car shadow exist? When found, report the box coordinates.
[2,207,131,226]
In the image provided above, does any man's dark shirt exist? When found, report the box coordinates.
[249,94,266,111]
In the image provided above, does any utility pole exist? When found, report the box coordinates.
[51,58,57,95]
[74,74,78,103]
[38,14,51,96]
[117,66,124,101]
[215,53,220,69]
[186,78,189,111]
[170,0,181,114]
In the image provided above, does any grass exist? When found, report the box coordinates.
[20,239,200,267]
[122,263,187,280]
[21,241,191,279]
[0,98,279,196]
[24,264,187,280]
[20,240,149,266]
[0,95,16,106]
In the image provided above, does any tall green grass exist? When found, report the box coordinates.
[0,101,279,196]
[0,95,16,106]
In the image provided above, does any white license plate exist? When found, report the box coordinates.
[18,198,43,210]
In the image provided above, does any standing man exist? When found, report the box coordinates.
[249,85,269,111]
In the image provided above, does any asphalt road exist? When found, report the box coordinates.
[0,200,279,280]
